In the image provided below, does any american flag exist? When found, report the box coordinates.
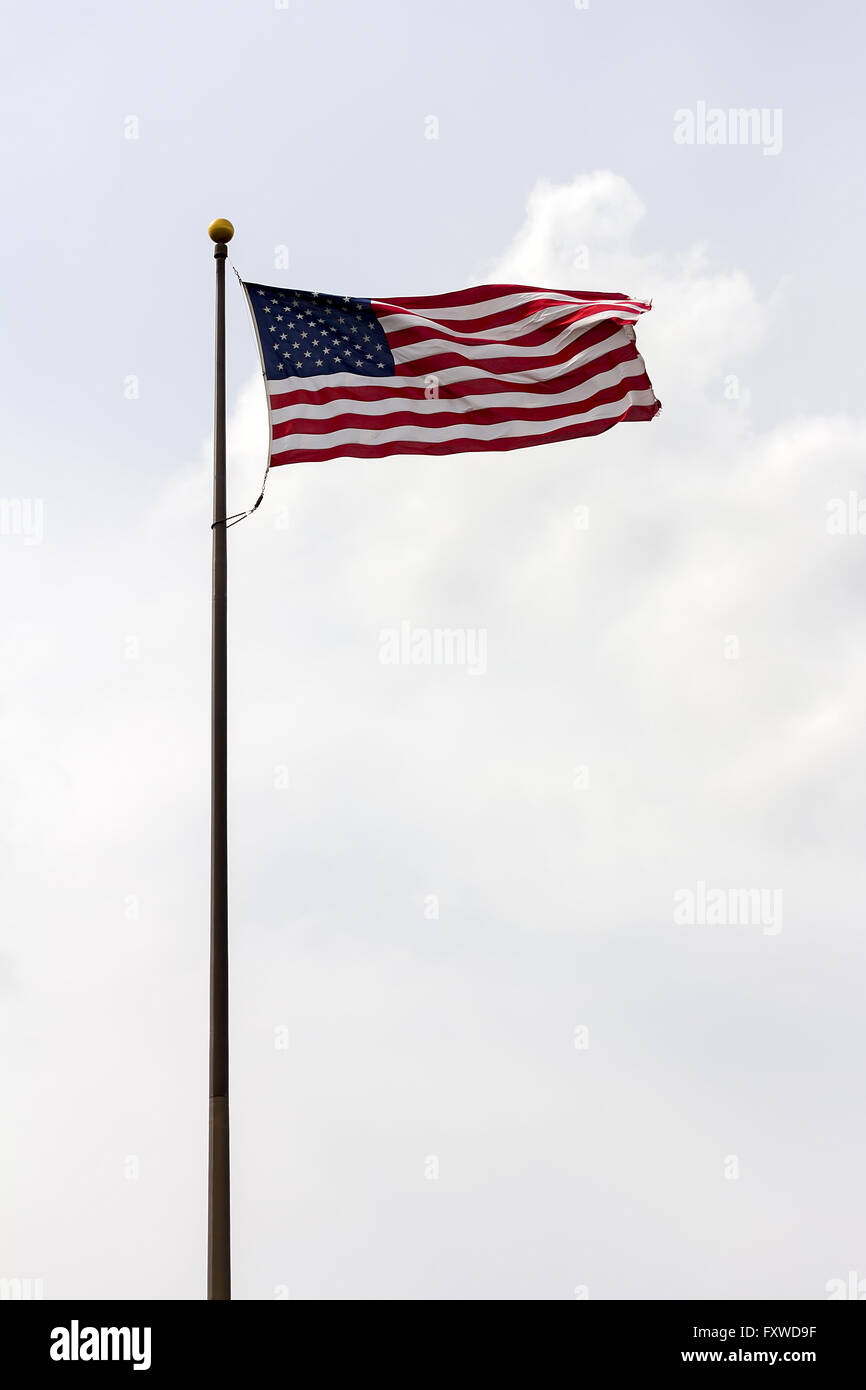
[242,280,660,467]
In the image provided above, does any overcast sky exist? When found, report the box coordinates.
[2,0,865,1300]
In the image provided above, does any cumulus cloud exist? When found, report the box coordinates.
[2,173,864,1299]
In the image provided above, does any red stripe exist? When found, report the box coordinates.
[373,284,644,311]
[267,328,635,411]
[391,326,634,380]
[382,306,637,353]
[374,296,646,337]
[272,373,652,441]
[269,401,660,466]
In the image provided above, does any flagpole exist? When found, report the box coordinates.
[207,216,234,1300]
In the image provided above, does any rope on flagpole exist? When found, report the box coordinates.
[209,259,274,531]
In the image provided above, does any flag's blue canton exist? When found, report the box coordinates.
[245,282,394,379]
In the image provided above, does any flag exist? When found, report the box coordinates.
[242,280,660,467]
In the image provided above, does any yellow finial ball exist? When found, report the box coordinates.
[208,218,235,244]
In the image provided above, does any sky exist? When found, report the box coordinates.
[1,0,865,1300]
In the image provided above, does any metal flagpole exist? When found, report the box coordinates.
[207,216,234,1300]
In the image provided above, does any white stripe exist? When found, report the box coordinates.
[377,299,642,345]
[372,289,647,323]
[267,324,637,400]
[270,357,648,428]
[388,313,639,368]
[269,388,657,456]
